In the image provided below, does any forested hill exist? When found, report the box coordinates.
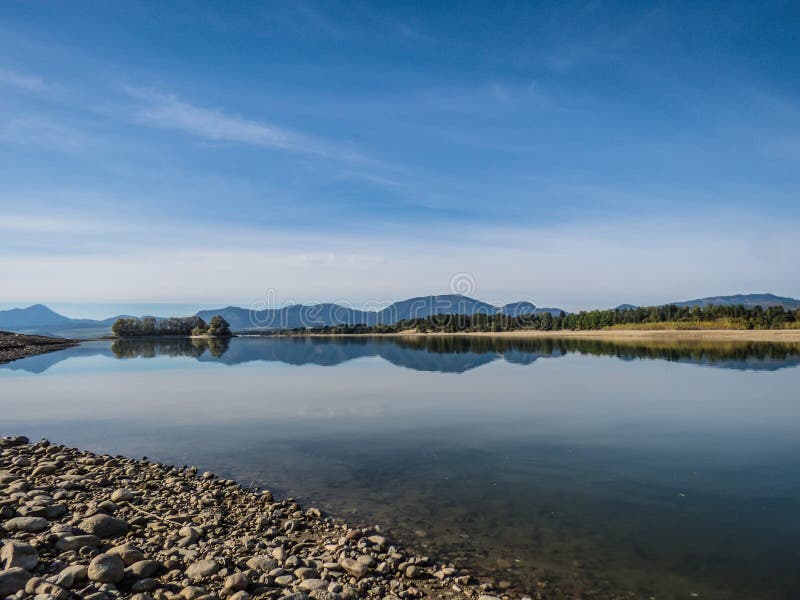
[291,303,800,334]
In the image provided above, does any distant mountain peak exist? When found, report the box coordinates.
[673,293,799,309]
[0,304,71,328]
[501,301,537,317]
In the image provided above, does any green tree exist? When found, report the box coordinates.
[207,315,232,337]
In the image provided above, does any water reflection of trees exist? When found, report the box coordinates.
[111,337,230,359]
[107,335,800,371]
[390,336,800,364]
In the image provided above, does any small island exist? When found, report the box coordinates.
[111,315,232,338]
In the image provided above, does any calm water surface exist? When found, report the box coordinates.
[3,336,800,599]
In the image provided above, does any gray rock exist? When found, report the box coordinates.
[274,574,294,586]
[339,557,368,580]
[106,543,144,565]
[127,559,161,578]
[25,575,44,595]
[185,559,219,581]
[3,516,48,532]
[110,489,134,503]
[1,541,38,570]
[298,578,326,591]
[245,555,276,572]
[87,553,125,583]
[55,564,88,588]
[131,577,157,592]
[0,567,32,596]
[272,546,287,562]
[294,567,319,580]
[223,572,248,591]
[34,581,69,600]
[32,462,57,476]
[79,514,129,539]
[46,504,68,519]
[55,535,102,551]
[279,593,309,600]
[180,586,207,599]
[308,592,338,600]
[405,564,425,579]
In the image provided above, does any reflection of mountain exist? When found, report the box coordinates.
[3,336,800,374]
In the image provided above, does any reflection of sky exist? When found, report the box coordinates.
[3,341,799,445]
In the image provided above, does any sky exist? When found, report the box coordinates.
[1,1,799,318]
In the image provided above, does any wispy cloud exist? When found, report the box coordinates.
[0,117,90,151]
[1,207,797,309]
[0,67,47,92]
[125,87,365,162]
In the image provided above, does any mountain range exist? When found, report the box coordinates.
[615,293,800,311]
[1,292,798,338]
[195,295,564,332]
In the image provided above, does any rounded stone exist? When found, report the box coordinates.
[185,559,219,581]
[223,572,248,591]
[87,553,125,583]
[107,543,144,565]
[131,577,157,592]
[0,568,33,596]
[245,555,276,572]
[128,559,161,578]
[110,489,134,503]
[79,514,129,539]
[1,541,38,571]
[3,516,48,533]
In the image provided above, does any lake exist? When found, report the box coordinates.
[2,336,800,599]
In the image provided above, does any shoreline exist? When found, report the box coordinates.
[0,332,78,364]
[256,329,800,343]
[0,435,508,600]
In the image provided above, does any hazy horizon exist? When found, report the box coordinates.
[1,289,798,321]
[2,2,799,313]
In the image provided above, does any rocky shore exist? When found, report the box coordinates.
[0,334,78,365]
[0,436,520,600]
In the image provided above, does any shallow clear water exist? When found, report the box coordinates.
[3,336,800,599]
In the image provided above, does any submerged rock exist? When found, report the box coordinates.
[0,436,490,600]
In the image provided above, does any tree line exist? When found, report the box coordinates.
[277,303,800,334]
[111,315,231,337]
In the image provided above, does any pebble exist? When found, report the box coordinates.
[339,557,368,580]
[3,516,49,533]
[0,541,38,570]
[185,559,219,581]
[128,559,161,578]
[107,542,144,565]
[245,555,276,572]
[87,553,125,583]
[223,572,249,591]
[79,514,129,539]
[110,489,134,503]
[0,567,32,596]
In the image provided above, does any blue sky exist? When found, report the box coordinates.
[1,1,799,318]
